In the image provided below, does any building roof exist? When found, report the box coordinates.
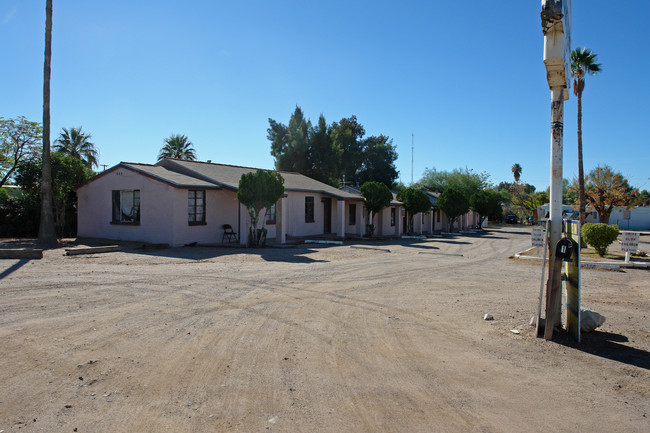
[81,159,364,200]
[340,185,402,206]
[421,190,439,207]
[124,163,221,189]
[75,162,222,190]
[158,159,362,200]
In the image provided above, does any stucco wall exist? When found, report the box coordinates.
[375,206,400,237]
[77,168,175,244]
[77,169,243,246]
[609,207,650,231]
[170,188,240,246]
[282,192,348,237]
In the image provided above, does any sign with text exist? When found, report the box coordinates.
[531,227,545,247]
[621,232,640,253]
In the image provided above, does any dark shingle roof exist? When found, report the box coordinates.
[158,159,362,200]
[122,163,220,188]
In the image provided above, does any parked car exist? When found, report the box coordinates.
[506,214,518,224]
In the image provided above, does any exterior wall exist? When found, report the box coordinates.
[76,169,242,246]
[78,169,367,245]
[282,192,353,238]
[77,168,176,245]
[608,207,650,231]
[170,188,239,246]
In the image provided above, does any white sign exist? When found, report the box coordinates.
[531,227,545,247]
[621,232,639,253]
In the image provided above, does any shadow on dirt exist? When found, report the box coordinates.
[400,243,440,251]
[554,330,650,370]
[0,259,29,280]
[429,239,472,245]
[122,244,330,264]
[485,228,532,236]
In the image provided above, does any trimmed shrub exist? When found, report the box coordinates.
[582,223,619,257]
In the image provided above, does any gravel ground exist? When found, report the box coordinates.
[1,225,648,432]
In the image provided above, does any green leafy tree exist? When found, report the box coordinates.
[158,134,197,161]
[437,187,469,233]
[269,109,398,187]
[511,163,522,183]
[331,115,365,185]
[39,0,57,245]
[54,126,99,168]
[397,187,430,233]
[470,189,502,228]
[308,114,342,185]
[582,223,619,257]
[268,106,312,175]
[569,165,637,224]
[0,117,43,188]
[356,135,398,187]
[16,152,94,237]
[418,167,490,200]
[237,170,285,247]
[360,181,393,236]
[572,47,602,225]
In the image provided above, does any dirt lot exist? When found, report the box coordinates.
[1,226,648,432]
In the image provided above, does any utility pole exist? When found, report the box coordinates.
[411,133,414,185]
[541,0,571,340]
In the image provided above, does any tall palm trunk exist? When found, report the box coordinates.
[577,84,586,226]
[38,0,57,245]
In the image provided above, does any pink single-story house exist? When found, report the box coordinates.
[76,158,368,246]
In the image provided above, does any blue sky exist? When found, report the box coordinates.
[2,1,649,192]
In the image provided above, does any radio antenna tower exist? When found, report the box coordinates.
[411,133,414,184]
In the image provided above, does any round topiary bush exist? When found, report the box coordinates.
[582,223,619,257]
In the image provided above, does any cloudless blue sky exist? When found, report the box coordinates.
[2,1,649,191]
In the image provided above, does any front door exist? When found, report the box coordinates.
[323,198,331,233]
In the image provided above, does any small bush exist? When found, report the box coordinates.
[582,223,619,257]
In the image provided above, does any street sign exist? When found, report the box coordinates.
[532,227,545,247]
[621,232,640,253]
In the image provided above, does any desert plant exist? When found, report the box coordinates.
[581,223,619,257]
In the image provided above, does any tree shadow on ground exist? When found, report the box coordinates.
[554,330,650,370]
[0,259,29,280]
[120,244,329,264]
[259,247,328,263]
[399,243,440,251]
[485,228,531,236]
[430,239,472,245]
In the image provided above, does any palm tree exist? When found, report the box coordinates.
[158,134,197,161]
[54,126,99,168]
[511,163,522,183]
[38,0,56,245]
[572,47,601,225]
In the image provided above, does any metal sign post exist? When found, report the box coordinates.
[541,0,571,340]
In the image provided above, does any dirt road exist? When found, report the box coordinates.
[1,226,648,432]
